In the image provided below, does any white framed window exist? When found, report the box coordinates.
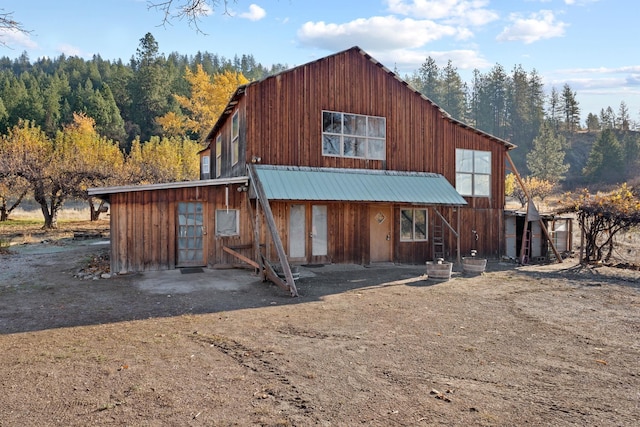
[400,208,428,241]
[231,111,239,166]
[322,110,386,160]
[455,149,491,197]
[201,155,210,176]
[215,135,222,178]
[216,209,239,236]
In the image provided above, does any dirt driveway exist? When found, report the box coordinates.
[1,235,639,426]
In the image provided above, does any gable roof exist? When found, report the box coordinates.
[203,46,515,151]
[252,165,467,206]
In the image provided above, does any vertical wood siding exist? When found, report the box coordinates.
[108,184,254,273]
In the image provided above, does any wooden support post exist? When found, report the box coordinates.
[506,152,563,264]
[248,164,299,297]
[245,192,263,276]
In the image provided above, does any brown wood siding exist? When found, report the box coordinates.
[107,184,253,273]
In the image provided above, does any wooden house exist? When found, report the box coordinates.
[90,46,515,295]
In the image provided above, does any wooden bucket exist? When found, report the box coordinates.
[426,261,453,281]
[462,257,487,275]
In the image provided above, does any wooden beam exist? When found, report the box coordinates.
[248,164,299,296]
[434,207,461,265]
[261,254,289,291]
[505,152,563,263]
[244,191,264,275]
[222,246,260,269]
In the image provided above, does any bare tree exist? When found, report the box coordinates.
[147,0,233,32]
[0,10,29,47]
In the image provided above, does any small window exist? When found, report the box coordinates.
[215,135,222,178]
[322,110,386,160]
[400,209,428,241]
[216,209,239,236]
[455,149,491,197]
[231,111,239,166]
[201,155,210,175]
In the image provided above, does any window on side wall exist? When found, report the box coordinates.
[231,111,239,166]
[400,208,428,241]
[215,135,222,178]
[321,110,386,160]
[455,149,491,197]
[201,155,210,178]
[216,209,239,236]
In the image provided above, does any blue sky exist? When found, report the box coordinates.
[1,0,638,125]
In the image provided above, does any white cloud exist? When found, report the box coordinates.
[298,16,464,52]
[239,4,266,21]
[382,48,491,73]
[0,28,38,50]
[558,65,640,75]
[496,10,567,44]
[57,43,83,57]
[385,0,499,26]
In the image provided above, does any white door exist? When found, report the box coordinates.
[289,204,306,259]
[312,205,328,257]
[289,204,328,262]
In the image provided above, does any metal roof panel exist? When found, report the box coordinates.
[253,166,467,205]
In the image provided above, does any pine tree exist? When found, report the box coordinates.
[561,83,580,132]
[129,33,171,143]
[439,60,466,121]
[617,101,630,131]
[547,87,562,132]
[583,128,624,184]
[526,121,569,184]
[585,113,600,132]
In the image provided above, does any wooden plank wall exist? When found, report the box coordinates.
[193,48,513,264]
[108,184,254,273]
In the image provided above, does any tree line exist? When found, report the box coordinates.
[405,58,640,184]
[1,33,639,227]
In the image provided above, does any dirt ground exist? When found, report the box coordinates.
[1,222,639,426]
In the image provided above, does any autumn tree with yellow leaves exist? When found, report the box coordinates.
[0,114,124,228]
[157,65,248,141]
[124,136,200,184]
[505,173,555,208]
[560,184,640,264]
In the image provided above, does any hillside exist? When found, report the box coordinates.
[560,129,639,190]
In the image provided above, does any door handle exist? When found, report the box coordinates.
[202,226,207,235]
[386,233,391,241]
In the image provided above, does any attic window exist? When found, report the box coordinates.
[231,111,239,166]
[322,111,386,160]
[215,135,222,178]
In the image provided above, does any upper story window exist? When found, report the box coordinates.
[215,135,222,178]
[455,149,491,197]
[201,155,210,178]
[322,111,386,160]
[231,111,239,166]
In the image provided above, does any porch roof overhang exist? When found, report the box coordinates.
[88,176,249,197]
[252,165,467,206]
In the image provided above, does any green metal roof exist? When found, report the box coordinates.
[253,165,467,206]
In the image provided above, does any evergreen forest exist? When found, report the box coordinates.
[1,32,639,226]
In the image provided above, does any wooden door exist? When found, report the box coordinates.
[176,202,206,267]
[370,205,392,263]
